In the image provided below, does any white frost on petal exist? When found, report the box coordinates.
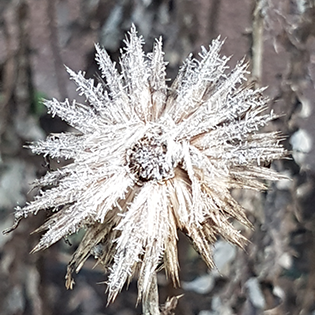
[8,26,286,307]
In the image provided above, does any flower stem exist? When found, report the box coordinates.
[143,273,160,315]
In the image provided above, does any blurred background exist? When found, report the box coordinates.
[0,0,315,314]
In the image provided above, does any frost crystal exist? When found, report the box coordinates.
[7,26,286,306]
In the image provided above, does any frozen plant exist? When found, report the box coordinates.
[5,25,286,314]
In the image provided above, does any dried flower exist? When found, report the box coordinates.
[6,26,285,307]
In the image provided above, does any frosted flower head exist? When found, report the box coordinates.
[7,25,285,305]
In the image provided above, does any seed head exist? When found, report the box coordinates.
[6,25,286,306]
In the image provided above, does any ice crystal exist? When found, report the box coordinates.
[6,25,286,307]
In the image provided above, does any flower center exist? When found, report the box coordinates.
[127,135,175,182]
